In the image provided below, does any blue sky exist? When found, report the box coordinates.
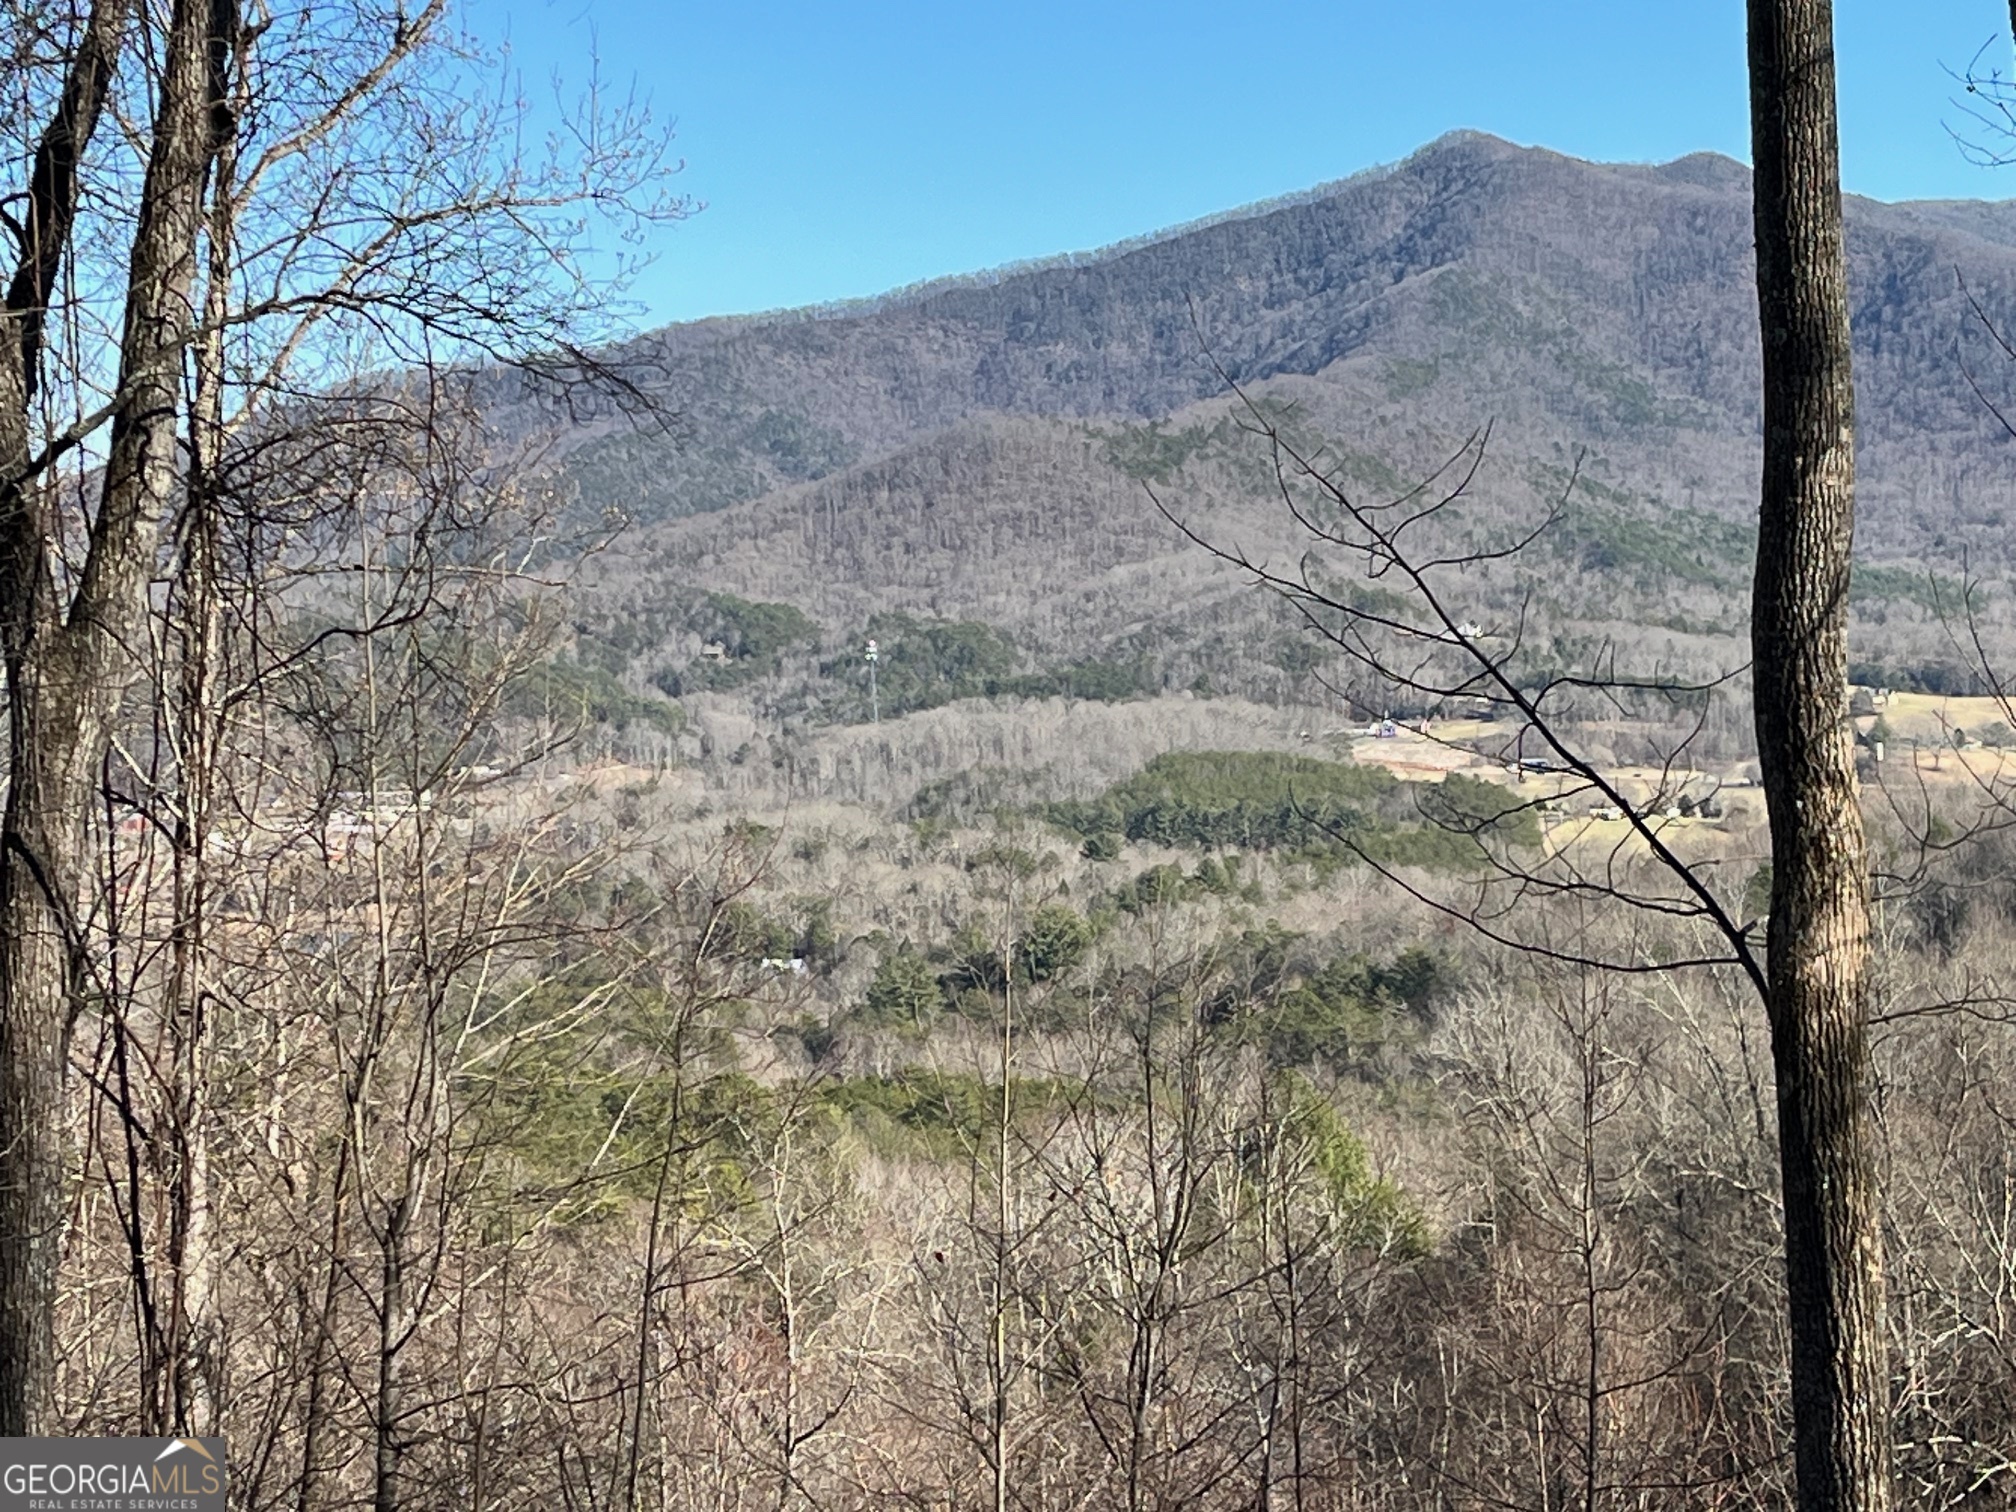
[464,0,2016,328]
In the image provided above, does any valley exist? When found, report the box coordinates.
[10,83,2016,1503]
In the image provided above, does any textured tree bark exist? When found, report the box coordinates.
[0,0,131,1435]
[0,0,230,1432]
[373,1194,411,1512]
[155,0,244,1437]
[1745,2,1894,1508]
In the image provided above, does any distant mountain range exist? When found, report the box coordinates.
[541,131,2016,720]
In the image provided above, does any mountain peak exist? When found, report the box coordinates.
[552,129,2016,720]
[1410,128,1521,154]
[1648,150,1751,192]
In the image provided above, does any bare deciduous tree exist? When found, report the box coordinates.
[0,0,684,1435]
[1746,3,1891,1506]
[1152,3,1896,1505]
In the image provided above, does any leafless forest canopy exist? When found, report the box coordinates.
[528,132,2016,749]
[10,9,2016,1506]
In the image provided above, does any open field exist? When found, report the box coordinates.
[1864,691,2011,744]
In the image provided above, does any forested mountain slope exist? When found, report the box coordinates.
[547,130,2016,714]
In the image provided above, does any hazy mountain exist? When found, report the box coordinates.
[547,131,2016,713]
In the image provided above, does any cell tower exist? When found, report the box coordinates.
[865,638,880,724]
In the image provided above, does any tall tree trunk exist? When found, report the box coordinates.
[1746,2,1894,1508]
[0,0,131,1435]
[0,0,232,1432]
[374,1193,411,1512]
[156,9,245,1433]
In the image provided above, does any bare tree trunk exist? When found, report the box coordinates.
[0,0,234,1431]
[294,1156,349,1512]
[991,938,1013,1512]
[374,1193,411,1512]
[0,0,129,1438]
[155,15,248,1433]
[1746,2,1894,1507]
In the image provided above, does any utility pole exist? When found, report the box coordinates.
[865,638,880,724]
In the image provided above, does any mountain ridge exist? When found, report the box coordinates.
[546,131,2016,722]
